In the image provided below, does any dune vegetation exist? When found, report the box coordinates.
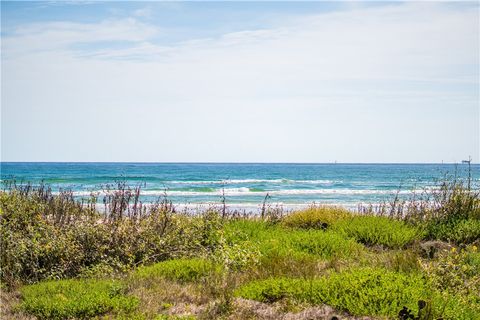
[1,178,479,319]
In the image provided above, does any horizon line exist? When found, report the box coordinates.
[1,161,478,165]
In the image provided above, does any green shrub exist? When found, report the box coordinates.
[0,191,86,285]
[333,215,420,248]
[19,279,138,319]
[387,250,422,273]
[0,188,222,286]
[134,258,219,282]
[312,268,430,317]
[287,230,362,258]
[224,219,270,243]
[236,264,480,319]
[367,249,422,274]
[437,293,480,320]
[212,235,261,271]
[78,257,130,279]
[235,268,430,318]
[225,220,362,261]
[420,245,480,318]
[424,218,480,244]
[465,247,480,270]
[282,206,351,229]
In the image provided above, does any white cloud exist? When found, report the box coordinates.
[2,2,478,162]
[3,18,158,58]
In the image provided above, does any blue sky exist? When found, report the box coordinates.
[1,1,479,162]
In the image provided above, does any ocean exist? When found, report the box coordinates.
[1,162,478,211]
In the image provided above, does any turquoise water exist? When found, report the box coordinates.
[1,163,478,210]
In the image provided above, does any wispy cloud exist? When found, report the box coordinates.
[3,17,158,58]
[2,2,478,162]
[4,2,477,82]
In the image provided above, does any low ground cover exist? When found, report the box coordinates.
[332,215,420,248]
[235,267,430,317]
[19,279,138,320]
[133,258,220,282]
[281,206,350,229]
[225,219,363,259]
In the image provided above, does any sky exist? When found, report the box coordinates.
[1,1,479,163]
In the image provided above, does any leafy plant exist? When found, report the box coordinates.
[225,220,362,261]
[424,218,480,244]
[134,258,219,282]
[19,279,138,319]
[212,233,261,272]
[235,267,430,318]
[420,245,480,319]
[333,215,420,248]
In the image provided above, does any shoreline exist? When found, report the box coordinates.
[92,201,374,215]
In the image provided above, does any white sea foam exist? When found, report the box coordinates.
[69,188,421,197]
[166,179,337,185]
[295,180,337,184]
[150,188,418,196]
[168,179,278,184]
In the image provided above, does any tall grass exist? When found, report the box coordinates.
[357,174,480,244]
